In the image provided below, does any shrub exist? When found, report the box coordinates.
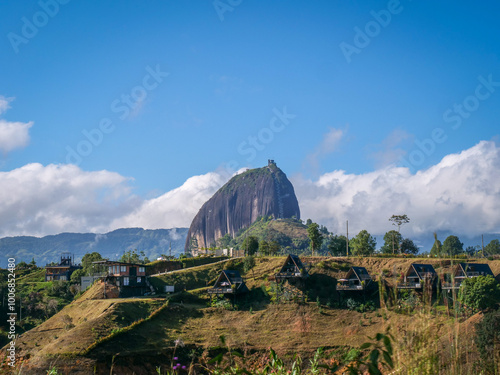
[243,255,255,273]
[475,310,500,374]
[458,275,500,312]
[346,298,359,311]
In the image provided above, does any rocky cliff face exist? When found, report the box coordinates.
[185,161,300,252]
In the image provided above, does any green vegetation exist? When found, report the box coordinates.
[231,218,310,254]
[485,239,500,256]
[458,275,500,312]
[381,230,402,254]
[241,236,259,256]
[430,232,443,257]
[350,230,376,256]
[120,248,150,264]
[0,267,79,346]
[70,251,106,282]
[327,234,349,256]
[442,235,464,257]
[6,256,500,374]
[475,309,500,374]
[388,214,410,233]
[307,222,323,256]
[400,238,419,255]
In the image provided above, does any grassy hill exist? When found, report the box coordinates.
[2,257,500,374]
[232,218,310,252]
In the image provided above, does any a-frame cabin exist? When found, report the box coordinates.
[207,270,249,295]
[442,263,494,290]
[275,254,308,281]
[337,266,373,291]
[397,263,437,289]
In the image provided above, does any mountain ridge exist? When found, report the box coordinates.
[0,227,188,267]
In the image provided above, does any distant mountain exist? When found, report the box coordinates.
[186,160,300,252]
[0,227,188,268]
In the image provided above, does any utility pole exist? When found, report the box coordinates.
[392,233,395,255]
[481,234,485,256]
[346,220,349,257]
[169,242,172,259]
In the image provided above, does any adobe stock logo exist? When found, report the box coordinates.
[237,107,296,162]
[213,0,243,22]
[400,74,499,171]
[65,65,169,165]
[7,0,72,54]
[222,106,296,175]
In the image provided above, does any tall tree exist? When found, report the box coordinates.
[381,230,403,254]
[81,252,105,274]
[430,233,442,257]
[120,249,149,264]
[442,235,464,256]
[389,215,410,233]
[241,236,259,256]
[328,234,349,256]
[484,239,500,256]
[268,241,281,255]
[465,245,479,257]
[350,230,376,256]
[71,252,105,283]
[307,222,323,256]
[400,238,419,255]
[259,239,270,255]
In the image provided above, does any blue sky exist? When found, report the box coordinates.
[0,0,499,240]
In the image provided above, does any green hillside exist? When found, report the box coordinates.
[2,257,500,374]
[232,217,310,252]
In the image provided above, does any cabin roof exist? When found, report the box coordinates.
[345,266,372,281]
[409,263,436,279]
[221,270,243,282]
[213,270,249,293]
[458,263,493,276]
[279,254,306,273]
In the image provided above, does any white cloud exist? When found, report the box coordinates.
[0,120,33,154]
[0,163,230,238]
[293,140,500,238]
[0,96,13,115]
[0,96,33,154]
[305,127,344,174]
[2,141,499,241]
[369,128,413,168]
[110,171,227,230]
[0,163,137,237]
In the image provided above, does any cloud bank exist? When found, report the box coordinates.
[0,141,498,239]
[110,171,227,230]
[293,140,500,238]
[0,163,137,237]
[0,97,33,154]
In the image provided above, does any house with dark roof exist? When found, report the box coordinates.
[45,253,82,282]
[275,254,308,281]
[442,263,494,290]
[207,270,249,295]
[93,260,153,297]
[337,266,373,291]
[397,263,437,289]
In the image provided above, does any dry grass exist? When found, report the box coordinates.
[3,256,499,374]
